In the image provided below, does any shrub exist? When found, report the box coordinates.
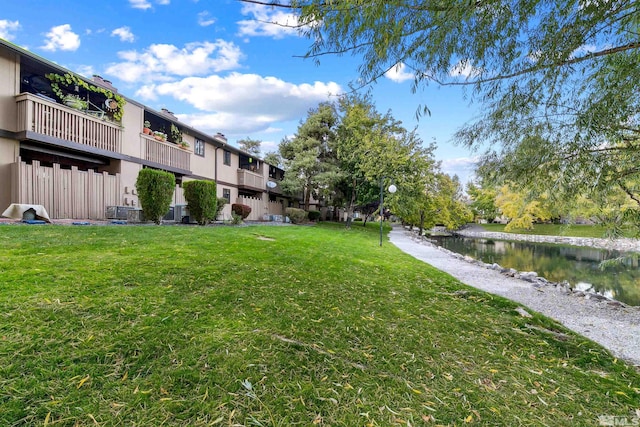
[216,197,228,221]
[183,180,217,225]
[286,207,307,224]
[135,168,175,224]
[308,210,321,222]
[231,203,252,219]
[230,212,244,225]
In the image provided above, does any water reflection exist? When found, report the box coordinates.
[430,237,640,306]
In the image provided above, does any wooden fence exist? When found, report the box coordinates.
[237,195,283,221]
[11,159,121,219]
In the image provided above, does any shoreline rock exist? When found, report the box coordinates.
[417,230,632,308]
[453,229,640,253]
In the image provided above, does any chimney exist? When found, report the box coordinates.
[92,75,118,93]
[161,108,177,120]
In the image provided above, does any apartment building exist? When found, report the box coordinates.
[0,38,296,222]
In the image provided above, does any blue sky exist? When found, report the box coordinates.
[0,0,480,184]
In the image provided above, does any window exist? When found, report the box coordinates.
[194,138,205,157]
[223,188,231,203]
[223,150,231,166]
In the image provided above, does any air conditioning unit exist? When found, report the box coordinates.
[106,206,133,220]
[163,206,175,222]
[174,205,191,223]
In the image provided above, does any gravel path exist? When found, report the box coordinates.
[389,226,640,367]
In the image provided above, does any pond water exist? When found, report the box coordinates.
[429,236,640,306]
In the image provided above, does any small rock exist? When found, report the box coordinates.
[515,307,533,318]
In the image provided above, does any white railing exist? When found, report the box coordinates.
[16,93,122,152]
[142,135,191,171]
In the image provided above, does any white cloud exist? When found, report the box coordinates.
[105,40,243,83]
[0,20,21,41]
[571,44,598,58]
[384,63,414,83]
[237,3,302,39]
[41,24,81,52]
[449,59,482,79]
[197,11,216,27]
[141,73,342,135]
[111,26,135,43]
[440,157,478,184]
[129,0,151,9]
[75,65,97,78]
[128,0,169,9]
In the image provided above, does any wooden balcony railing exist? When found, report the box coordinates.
[142,135,190,171]
[16,93,122,152]
[237,168,265,191]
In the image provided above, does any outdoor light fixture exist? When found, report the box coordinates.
[380,179,397,246]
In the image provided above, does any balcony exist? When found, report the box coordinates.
[141,134,190,172]
[16,93,122,153]
[237,168,265,191]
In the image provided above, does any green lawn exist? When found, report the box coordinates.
[478,223,633,238]
[1,222,638,426]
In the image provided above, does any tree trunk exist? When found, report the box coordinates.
[304,184,311,211]
[345,178,357,229]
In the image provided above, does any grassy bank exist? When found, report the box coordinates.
[1,222,638,426]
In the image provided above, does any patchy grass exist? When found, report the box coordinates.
[0,222,638,426]
[478,223,635,238]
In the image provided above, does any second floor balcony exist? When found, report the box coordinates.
[237,168,264,192]
[16,93,122,153]
[141,134,191,172]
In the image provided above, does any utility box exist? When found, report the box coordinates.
[106,206,133,220]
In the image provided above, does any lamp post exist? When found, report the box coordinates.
[379,179,397,246]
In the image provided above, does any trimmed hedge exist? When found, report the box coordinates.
[135,168,175,224]
[183,180,217,225]
[286,207,307,224]
[308,210,321,221]
[231,203,252,219]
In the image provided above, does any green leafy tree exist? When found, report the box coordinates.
[243,0,639,207]
[263,151,282,168]
[467,182,499,223]
[430,174,474,230]
[237,137,262,156]
[495,185,555,231]
[279,103,341,210]
[135,168,175,225]
[396,173,472,234]
[333,95,436,227]
[183,180,218,225]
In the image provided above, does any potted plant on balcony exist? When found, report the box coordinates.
[153,131,167,142]
[179,140,190,150]
[62,94,88,111]
[46,72,127,122]
[143,120,152,135]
